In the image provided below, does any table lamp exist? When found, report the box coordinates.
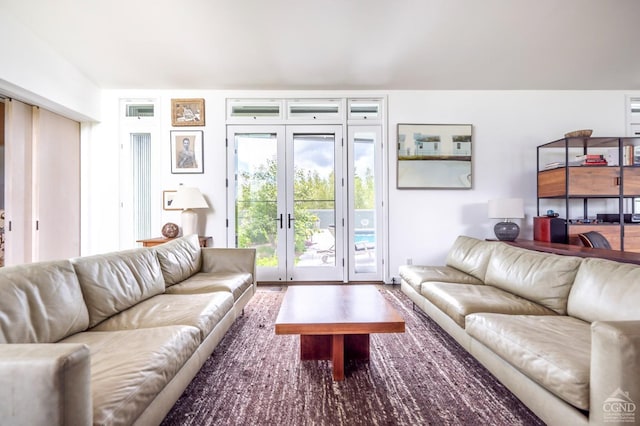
[488,198,524,241]
[172,186,209,236]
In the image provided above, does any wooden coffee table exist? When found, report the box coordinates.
[274,285,405,381]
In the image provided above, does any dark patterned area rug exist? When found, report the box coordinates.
[161,286,544,426]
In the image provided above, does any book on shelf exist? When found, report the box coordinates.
[623,145,634,166]
[544,161,564,170]
[542,154,612,169]
[575,154,604,161]
[573,154,608,166]
[624,145,640,166]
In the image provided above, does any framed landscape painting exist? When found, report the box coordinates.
[397,123,472,189]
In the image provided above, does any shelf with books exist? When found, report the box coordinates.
[622,143,640,166]
[537,136,640,251]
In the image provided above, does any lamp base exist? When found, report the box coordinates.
[494,222,520,241]
[181,208,198,237]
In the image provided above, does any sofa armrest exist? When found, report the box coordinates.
[201,248,257,283]
[0,343,92,426]
[590,321,640,425]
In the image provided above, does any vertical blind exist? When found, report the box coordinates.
[131,133,151,239]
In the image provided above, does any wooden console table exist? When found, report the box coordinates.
[137,236,212,248]
[505,239,640,266]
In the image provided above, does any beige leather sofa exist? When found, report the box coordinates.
[0,234,256,426]
[400,235,640,426]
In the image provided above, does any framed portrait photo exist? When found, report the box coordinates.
[171,98,205,126]
[170,130,204,174]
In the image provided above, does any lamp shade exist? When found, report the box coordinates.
[172,187,208,210]
[488,198,524,220]
[172,187,208,237]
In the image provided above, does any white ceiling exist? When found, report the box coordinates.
[3,0,640,90]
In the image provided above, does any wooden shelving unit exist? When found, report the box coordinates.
[537,136,640,252]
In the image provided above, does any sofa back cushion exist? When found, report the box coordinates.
[445,235,495,282]
[0,260,89,343]
[484,244,582,314]
[72,248,165,328]
[154,234,202,287]
[568,258,640,322]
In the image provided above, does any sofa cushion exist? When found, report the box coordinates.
[466,313,590,410]
[421,282,556,327]
[72,248,165,328]
[568,257,640,322]
[399,265,483,293]
[154,234,202,287]
[0,260,89,343]
[165,272,253,301]
[484,244,582,314]
[61,326,200,426]
[90,292,234,341]
[445,235,496,281]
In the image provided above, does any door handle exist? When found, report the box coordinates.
[288,213,295,229]
[275,214,283,229]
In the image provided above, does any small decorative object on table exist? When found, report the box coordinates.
[564,129,593,138]
[488,198,525,241]
[161,222,180,238]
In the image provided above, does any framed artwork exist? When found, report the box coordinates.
[170,130,204,174]
[163,190,179,210]
[397,123,472,189]
[171,98,205,126]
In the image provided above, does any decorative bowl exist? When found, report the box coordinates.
[161,222,180,238]
[564,129,593,138]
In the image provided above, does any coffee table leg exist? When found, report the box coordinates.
[299,334,369,381]
[332,334,344,381]
[300,335,331,360]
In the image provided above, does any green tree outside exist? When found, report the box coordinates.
[237,159,374,266]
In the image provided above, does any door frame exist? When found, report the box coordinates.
[226,124,345,282]
[347,125,384,282]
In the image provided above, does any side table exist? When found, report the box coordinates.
[137,236,212,248]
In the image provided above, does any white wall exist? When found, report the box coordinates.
[93,90,231,253]
[0,7,101,121]
[86,89,629,282]
[387,90,627,278]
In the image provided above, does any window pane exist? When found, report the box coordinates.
[131,133,151,239]
[353,132,376,274]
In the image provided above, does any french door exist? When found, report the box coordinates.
[228,125,344,282]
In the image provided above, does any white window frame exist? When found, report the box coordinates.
[118,98,161,249]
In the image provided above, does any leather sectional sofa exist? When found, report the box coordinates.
[400,235,640,426]
[0,234,256,426]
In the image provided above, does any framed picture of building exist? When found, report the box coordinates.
[170,130,204,174]
[397,123,472,189]
[171,98,205,126]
